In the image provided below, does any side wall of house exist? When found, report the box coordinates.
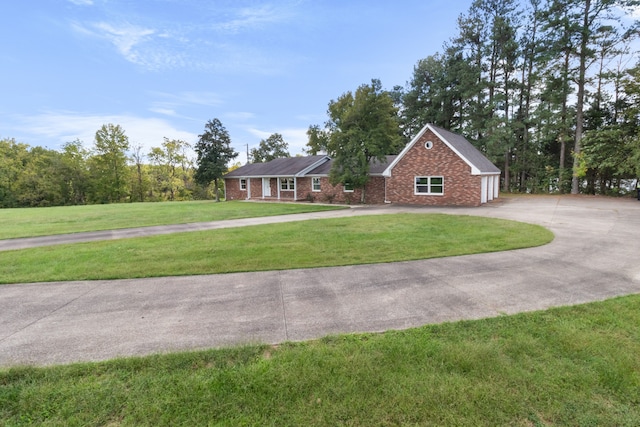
[225,178,245,201]
[386,129,483,206]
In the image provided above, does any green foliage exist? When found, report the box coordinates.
[194,118,238,201]
[0,214,552,284]
[90,123,131,203]
[307,79,402,202]
[0,138,29,208]
[148,138,192,201]
[1,296,639,425]
[250,133,290,163]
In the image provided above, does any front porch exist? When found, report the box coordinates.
[245,177,299,201]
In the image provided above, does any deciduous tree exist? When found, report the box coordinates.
[194,119,238,201]
[91,123,130,203]
[250,133,290,163]
[307,79,402,203]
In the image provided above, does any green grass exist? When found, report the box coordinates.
[0,214,553,284]
[0,201,344,239]
[2,295,638,426]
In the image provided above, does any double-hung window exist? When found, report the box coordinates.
[280,178,295,190]
[343,182,354,192]
[415,176,444,195]
[312,177,321,192]
[240,179,247,190]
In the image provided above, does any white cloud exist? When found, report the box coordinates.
[224,112,255,121]
[247,127,271,140]
[68,2,302,73]
[13,111,198,157]
[149,107,178,117]
[71,21,188,70]
[149,91,223,119]
[247,127,308,153]
[216,5,290,34]
[68,0,93,5]
[92,22,155,63]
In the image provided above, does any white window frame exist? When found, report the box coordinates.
[280,177,295,191]
[239,178,247,190]
[312,177,321,192]
[415,176,444,195]
[343,182,354,193]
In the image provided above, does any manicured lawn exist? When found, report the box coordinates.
[0,214,553,284]
[1,295,638,426]
[0,201,344,239]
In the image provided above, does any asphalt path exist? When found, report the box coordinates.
[1,196,639,366]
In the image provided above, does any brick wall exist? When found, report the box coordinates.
[295,176,386,204]
[225,178,245,201]
[386,129,483,206]
[225,175,387,204]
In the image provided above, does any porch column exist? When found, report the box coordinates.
[294,177,297,201]
[247,178,251,200]
[277,177,281,200]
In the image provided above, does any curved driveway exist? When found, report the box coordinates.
[1,196,639,366]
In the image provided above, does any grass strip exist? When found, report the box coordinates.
[1,295,638,426]
[0,214,553,284]
[0,201,344,239]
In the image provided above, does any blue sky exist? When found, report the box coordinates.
[2,0,481,163]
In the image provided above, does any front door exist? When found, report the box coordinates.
[262,178,271,197]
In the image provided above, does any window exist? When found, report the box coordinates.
[312,177,321,192]
[343,182,354,192]
[240,179,247,190]
[415,176,444,195]
[280,177,295,190]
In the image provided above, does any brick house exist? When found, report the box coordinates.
[224,124,500,206]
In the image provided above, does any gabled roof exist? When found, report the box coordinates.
[224,155,330,178]
[225,155,397,178]
[306,155,397,176]
[382,123,500,176]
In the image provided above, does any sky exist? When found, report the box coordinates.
[2,1,494,164]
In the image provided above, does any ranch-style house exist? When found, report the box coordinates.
[224,123,501,206]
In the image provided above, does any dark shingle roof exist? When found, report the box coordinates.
[428,124,500,174]
[224,155,329,178]
[225,154,397,178]
[307,155,396,175]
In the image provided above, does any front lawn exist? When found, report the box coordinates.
[1,295,638,426]
[0,214,553,284]
[0,201,345,239]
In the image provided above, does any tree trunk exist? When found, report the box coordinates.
[504,149,511,192]
[571,0,591,195]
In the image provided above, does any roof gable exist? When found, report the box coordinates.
[382,124,500,176]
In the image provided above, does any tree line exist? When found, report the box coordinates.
[309,0,640,197]
[0,124,196,208]
[394,0,640,195]
[0,120,293,208]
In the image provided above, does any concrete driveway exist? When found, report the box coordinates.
[1,195,639,366]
